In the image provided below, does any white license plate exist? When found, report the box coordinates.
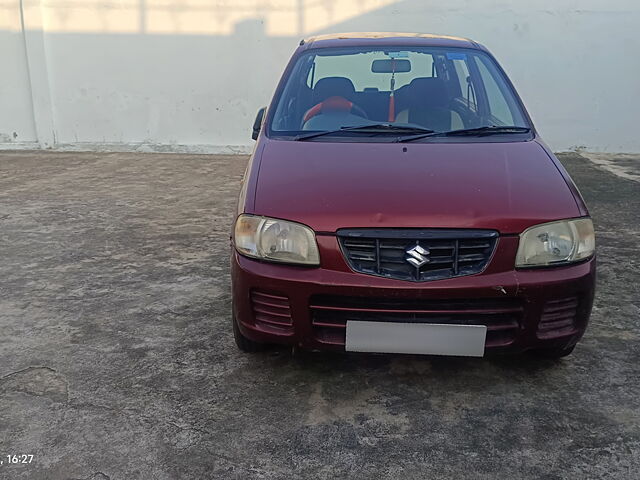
[345,321,487,357]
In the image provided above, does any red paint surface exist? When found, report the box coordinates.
[251,139,580,234]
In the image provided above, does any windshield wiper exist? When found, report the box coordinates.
[294,123,435,141]
[397,125,531,143]
[444,126,531,136]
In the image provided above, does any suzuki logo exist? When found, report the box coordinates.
[406,244,431,268]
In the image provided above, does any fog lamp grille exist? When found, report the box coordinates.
[250,290,293,330]
[538,297,579,338]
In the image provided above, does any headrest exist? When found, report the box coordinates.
[406,77,449,108]
[312,77,356,103]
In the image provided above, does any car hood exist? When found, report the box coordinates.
[251,139,580,234]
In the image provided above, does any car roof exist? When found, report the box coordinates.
[300,32,483,50]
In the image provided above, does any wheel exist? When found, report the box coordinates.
[232,314,264,353]
[532,344,576,359]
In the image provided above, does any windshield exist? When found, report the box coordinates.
[269,46,530,139]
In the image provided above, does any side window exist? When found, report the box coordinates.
[450,57,478,113]
[473,56,515,126]
[399,52,434,88]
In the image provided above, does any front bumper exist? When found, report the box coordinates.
[231,235,596,354]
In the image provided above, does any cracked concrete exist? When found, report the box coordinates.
[0,367,68,404]
[0,151,638,479]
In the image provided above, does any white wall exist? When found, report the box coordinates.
[2,0,639,153]
[0,0,38,146]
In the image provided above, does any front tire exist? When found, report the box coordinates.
[232,314,264,353]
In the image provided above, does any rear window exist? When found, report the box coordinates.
[307,50,435,91]
[269,46,529,136]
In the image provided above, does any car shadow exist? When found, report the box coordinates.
[251,344,565,378]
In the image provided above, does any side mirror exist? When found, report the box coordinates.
[252,107,266,140]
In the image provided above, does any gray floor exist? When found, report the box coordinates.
[0,151,638,480]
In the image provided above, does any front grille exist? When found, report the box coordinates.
[250,290,293,331]
[337,229,498,282]
[537,296,579,339]
[310,295,523,347]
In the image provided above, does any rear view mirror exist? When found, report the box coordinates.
[252,107,266,140]
[371,59,411,73]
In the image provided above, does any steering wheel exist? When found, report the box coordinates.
[303,96,368,123]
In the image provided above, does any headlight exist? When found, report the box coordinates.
[516,218,595,267]
[234,214,320,266]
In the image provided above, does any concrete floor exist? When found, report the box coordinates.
[0,151,638,480]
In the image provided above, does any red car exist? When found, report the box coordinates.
[231,33,596,359]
